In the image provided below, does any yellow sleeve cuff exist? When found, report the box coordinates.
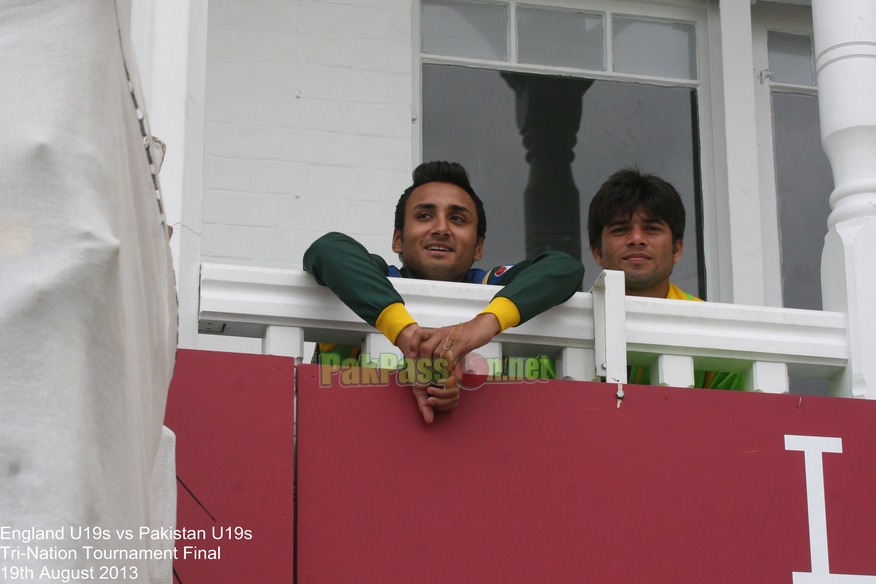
[375,302,418,344]
[479,297,521,333]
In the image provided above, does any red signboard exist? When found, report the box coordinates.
[297,364,876,584]
[164,349,295,583]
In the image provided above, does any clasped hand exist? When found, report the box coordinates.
[394,313,500,424]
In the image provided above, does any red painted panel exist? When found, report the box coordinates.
[297,365,876,584]
[164,349,295,583]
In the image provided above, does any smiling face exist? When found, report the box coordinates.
[591,207,683,298]
[392,182,484,282]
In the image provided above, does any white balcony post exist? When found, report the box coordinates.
[591,270,626,384]
[811,1,876,398]
[746,361,789,394]
[263,326,305,360]
[652,355,695,388]
[477,342,502,363]
[364,333,400,366]
[557,347,596,381]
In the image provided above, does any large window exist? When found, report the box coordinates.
[419,0,710,296]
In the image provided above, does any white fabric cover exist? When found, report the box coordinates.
[149,427,177,584]
[0,0,177,580]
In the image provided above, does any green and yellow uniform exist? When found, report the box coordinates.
[303,232,585,364]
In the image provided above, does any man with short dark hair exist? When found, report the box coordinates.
[305,161,585,422]
[588,169,742,389]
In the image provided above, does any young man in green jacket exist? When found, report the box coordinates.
[588,168,743,390]
[304,161,585,422]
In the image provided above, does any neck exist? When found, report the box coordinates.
[625,280,671,299]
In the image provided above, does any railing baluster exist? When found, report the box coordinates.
[652,355,695,388]
[364,333,400,366]
[557,347,595,381]
[263,325,304,361]
[746,361,789,393]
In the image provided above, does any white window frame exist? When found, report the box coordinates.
[412,0,728,300]
[751,2,817,308]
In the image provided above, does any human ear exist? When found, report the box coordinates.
[392,229,403,254]
[473,237,484,261]
[673,239,684,264]
[591,246,603,267]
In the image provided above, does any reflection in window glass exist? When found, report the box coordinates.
[773,93,832,310]
[773,92,832,396]
[422,64,702,295]
[517,8,604,70]
[421,0,509,61]
[768,31,814,86]
[612,18,697,80]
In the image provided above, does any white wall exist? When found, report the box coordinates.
[202,0,416,270]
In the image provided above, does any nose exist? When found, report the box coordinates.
[431,213,450,235]
[627,225,646,244]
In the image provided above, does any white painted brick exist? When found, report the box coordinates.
[293,130,410,170]
[203,157,306,195]
[201,224,257,259]
[302,165,409,204]
[299,34,410,74]
[205,92,295,127]
[357,167,411,195]
[201,0,415,268]
[206,59,297,96]
[205,95,352,136]
[250,225,383,268]
[209,0,297,31]
[208,24,296,63]
[206,59,411,106]
[204,122,296,161]
[305,165,359,198]
[298,1,409,40]
[256,160,308,194]
[278,196,394,236]
[295,64,411,106]
[290,99,411,138]
[353,103,412,138]
[249,227,397,271]
[202,190,280,227]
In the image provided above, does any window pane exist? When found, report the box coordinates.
[773,92,832,311]
[773,93,831,396]
[421,0,508,61]
[612,18,697,80]
[422,64,702,295]
[768,31,814,86]
[517,7,604,71]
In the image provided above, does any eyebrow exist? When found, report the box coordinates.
[412,203,472,215]
[607,215,664,227]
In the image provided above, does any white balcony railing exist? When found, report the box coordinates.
[199,263,848,394]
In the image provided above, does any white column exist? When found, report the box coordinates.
[812,1,876,398]
[131,0,209,349]
[718,0,767,306]
[591,270,626,384]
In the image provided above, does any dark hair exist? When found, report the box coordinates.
[394,161,487,239]
[587,169,686,251]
